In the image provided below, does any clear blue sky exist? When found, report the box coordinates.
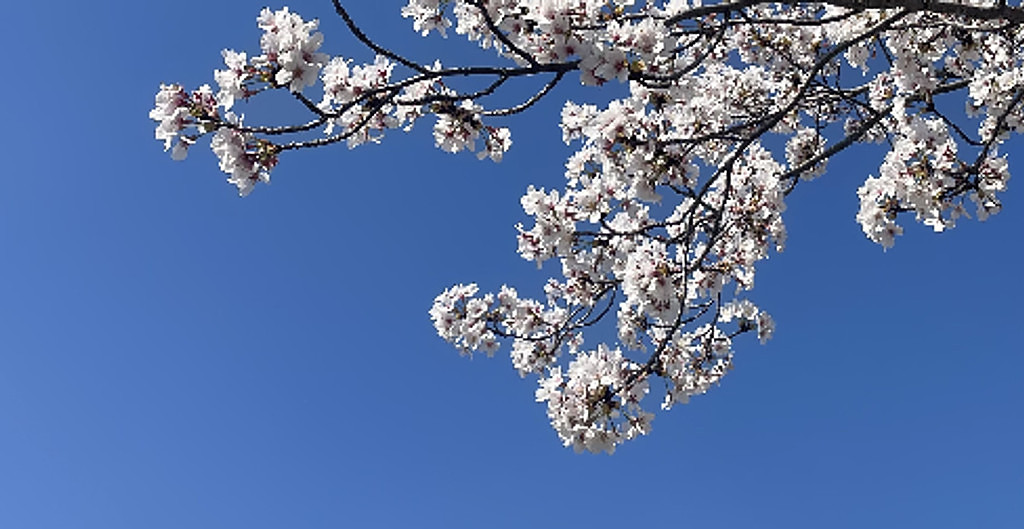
[2,1,1021,528]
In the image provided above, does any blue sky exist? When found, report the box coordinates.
[1,1,1021,528]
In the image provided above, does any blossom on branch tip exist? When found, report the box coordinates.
[479,127,512,162]
[214,49,250,111]
[210,114,276,197]
[402,0,452,37]
[433,100,484,153]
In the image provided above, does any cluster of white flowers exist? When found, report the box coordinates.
[417,1,1021,451]
[433,89,792,449]
[535,345,653,454]
[151,7,513,195]
[256,7,330,93]
[151,7,332,194]
[214,50,250,111]
[319,55,403,144]
[148,81,278,195]
[157,2,1024,451]
[149,83,216,161]
[429,282,572,375]
[212,7,330,110]
[210,113,277,197]
[429,284,502,356]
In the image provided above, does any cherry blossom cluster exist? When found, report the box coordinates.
[156,1,1024,452]
[420,1,1021,452]
[151,7,512,195]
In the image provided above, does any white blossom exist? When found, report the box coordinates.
[214,49,249,110]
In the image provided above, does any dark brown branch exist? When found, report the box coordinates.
[466,0,540,67]
[664,0,1024,26]
[331,0,429,73]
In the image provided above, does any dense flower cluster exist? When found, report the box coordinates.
[154,1,1023,452]
[150,7,511,194]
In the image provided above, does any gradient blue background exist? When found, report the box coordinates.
[2,1,1021,528]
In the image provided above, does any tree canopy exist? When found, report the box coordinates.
[151,0,1023,453]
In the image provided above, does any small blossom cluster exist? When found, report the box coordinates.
[149,83,218,161]
[430,284,502,356]
[654,301,769,411]
[856,99,1012,248]
[149,81,277,196]
[430,283,572,376]
[256,6,330,93]
[210,114,278,197]
[319,54,401,144]
[151,6,334,195]
[213,7,330,108]
[430,99,513,160]
[535,345,653,454]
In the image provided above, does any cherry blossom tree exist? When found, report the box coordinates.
[151,0,1022,453]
